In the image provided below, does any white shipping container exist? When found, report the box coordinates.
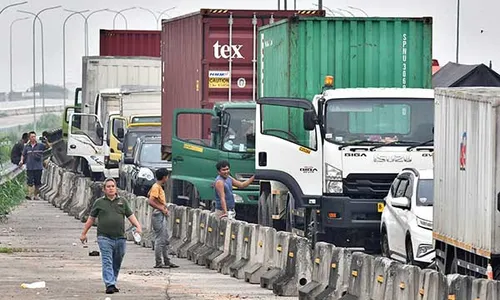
[82,56,161,113]
[434,87,500,257]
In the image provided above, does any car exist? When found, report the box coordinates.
[380,168,434,267]
[126,136,171,197]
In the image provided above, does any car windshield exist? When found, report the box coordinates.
[416,179,433,206]
[325,98,434,146]
[139,143,162,163]
[222,108,255,153]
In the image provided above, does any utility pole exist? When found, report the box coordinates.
[318,0,323,10]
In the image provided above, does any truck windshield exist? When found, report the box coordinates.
[140,143,162,163]
[222,108,255,153]
[416,179,433,206]
[324,98,434,145]
[130,116,161,123]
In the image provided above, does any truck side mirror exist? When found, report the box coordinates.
[303,109,316,131]
[210,116,220,133]
[117,128,124,139]
[96,127,104,139]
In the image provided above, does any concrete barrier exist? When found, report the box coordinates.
[244,226,277,284]
[229,223,258,279]
[390,263,420,300]
[370,257,399,300]
[187,210,210,262]
[39,164,54,198]
[177,208,202,258]
[170,206,189,253]
[339,252,375,299]
[207,218,233,270]
[52,171,76,207]
[417,269,448,300]
[260,231,293,290]
[472,278,499,300]
[313,247,352,299]
[67,177,91,220]
[220,221,248,275]
[45,166,62,202]
[298,242,335,299]
[195,212,220,266]
[272,235,313,296]
[447,274,473,300]
[205,217,228,268]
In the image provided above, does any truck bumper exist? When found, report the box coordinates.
[233,189,259,205]
[320,195,383,230]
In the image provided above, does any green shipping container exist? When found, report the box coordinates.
[258,17,433,147]
[258,16,433,99]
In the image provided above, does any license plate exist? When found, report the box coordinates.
[377,202,385,212]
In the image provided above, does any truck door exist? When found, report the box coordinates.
[255,98,323,207]
[171,109,220,201]
[106,114,126,167]
[67,113,104,157]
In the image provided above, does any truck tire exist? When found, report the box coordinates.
[258,190,270,226]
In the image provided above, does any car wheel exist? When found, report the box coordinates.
[406,237,416,265]
[381,229,391,258]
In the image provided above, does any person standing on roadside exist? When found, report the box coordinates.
[10,132,28,166]
[80,178,142,295]
[214,160,254,219]
[147,168,179,269]
[18,131,45,200]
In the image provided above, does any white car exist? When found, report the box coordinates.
[380,168,434,266]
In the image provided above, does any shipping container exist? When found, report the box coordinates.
[434,87,500,264]
[99,30,161,57]
[82,56,161,114]
[161,8,325,151]
[259,17,433,101]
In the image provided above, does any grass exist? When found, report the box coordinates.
[0,247,26,254]
[0,171,26,217]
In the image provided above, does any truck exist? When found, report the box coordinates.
[99,29,161,57]
[433,87,500,279]
[255,16,435,251]
[68,86,161,179]
[161,9,324,221]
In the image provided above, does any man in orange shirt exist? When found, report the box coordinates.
[147,168,179,269]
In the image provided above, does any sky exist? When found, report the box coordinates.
[0,0,496,93]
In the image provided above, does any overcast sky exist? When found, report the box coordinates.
[0,0,495,92]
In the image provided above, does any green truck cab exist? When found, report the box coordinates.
[171,101,259,222]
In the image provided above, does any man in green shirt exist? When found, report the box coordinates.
[80,178,142,294]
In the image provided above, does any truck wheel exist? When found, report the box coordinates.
[381,229,391,258]
[258,190,270,226]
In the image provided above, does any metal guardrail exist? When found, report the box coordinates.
[0,165,23,185]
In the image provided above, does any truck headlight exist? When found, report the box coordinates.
[417,217,433,230]
[234,194,243,203]
[325,163,342,193]
[138,168,154,181]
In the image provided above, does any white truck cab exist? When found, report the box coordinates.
[67,86,161,180]
[255,79,434,251]
[380,168,434,266]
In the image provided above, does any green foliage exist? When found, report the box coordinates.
[0,171,26,217]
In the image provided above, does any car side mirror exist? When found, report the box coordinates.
[303,109,316,131]
[210,116,220,133]
[391,197,410,209]
[117,128,124,139]
[117,142,123,151]
[124,157,134,164]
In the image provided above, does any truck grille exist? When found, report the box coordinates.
[343,173,397,199]
[234,173,260,188]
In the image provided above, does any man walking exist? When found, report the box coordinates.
[148,168,179,269]
[18,131,45,200]
[214,160,254,219]
[10,132,28,165]
[80,178,142,294]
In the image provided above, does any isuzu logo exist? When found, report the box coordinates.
[373,154,412,162]
[213,41,244,59]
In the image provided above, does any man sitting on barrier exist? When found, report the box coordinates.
[80,178,143,294]
[147,168,179,269]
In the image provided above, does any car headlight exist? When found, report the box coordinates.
[325,163,342,193]
[416,244,434,258]
[138,167,154,181]
[417,217,433,230]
